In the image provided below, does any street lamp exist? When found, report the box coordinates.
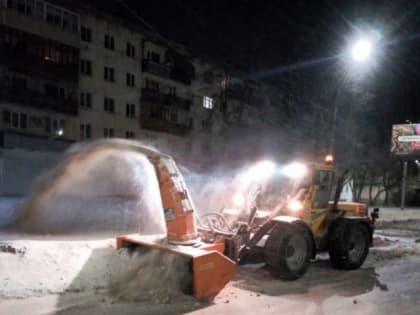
[328,33,377,157]
[351,38,373,62]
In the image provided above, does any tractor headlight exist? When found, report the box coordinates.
[282,162,307,179]
[288,200,303,212]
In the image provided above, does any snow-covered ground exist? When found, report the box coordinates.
[1,214,420,315]
[375,206,420,221]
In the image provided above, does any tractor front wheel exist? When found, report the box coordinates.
[328,219,370,270]
[265,224,313,280]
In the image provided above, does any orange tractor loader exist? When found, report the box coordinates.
[116,146,377,300]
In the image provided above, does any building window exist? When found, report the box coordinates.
[81,26,91,42]
[203,96,214,109]
[147,51,160,63]
[104,128,114,138]
[45,3,79,32]
[145,79,159,91]
[80,59,92,75]
[168,87,176,97]
[104,66,115,82]
[126,103,135,118]
[46,118,65,136]
[44,83,66,98]
[104,34,115,50]
[80,123,92,139]
[104,97,115,113]
[126,73,135,87]
[125,131,135,139]
[45,118,65,135]
[3,110,27,129]
[80,92,92,108]
[126,42,135,57]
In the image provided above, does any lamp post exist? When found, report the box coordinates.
[329,36,375,157]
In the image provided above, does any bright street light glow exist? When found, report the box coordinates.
[57,129,64,136]
[351,38,373,62]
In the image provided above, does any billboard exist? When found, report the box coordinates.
[391,124,420,156]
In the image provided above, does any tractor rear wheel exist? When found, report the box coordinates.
[264,224,313,280]
[328,219,370,270]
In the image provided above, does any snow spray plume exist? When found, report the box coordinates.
[15,139,167,236]
[181,160,288,218]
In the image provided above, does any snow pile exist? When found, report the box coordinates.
[15,139,166,236]
[109,248,194,304]
[366,236,420,267]
[0,238,193,306]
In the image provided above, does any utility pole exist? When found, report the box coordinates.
[220,69,229,119]
[401,160,408,210]
[329,88,339,155]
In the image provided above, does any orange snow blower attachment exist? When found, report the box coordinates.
[116,152,236,299]
[116,234,236,299]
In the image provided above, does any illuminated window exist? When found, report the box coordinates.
[203,96,214,109]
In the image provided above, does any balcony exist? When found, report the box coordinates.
[0,47,78,82]
[0,84,78,115]
[142,59,170,78]
[140,89,193,135]
[167,49,195,85]
[0,1,80,47]
[140,115,192,135]
[141,89,192,109]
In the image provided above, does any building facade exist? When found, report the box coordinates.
[75,8,143,141]
[0,0,80,151]
[0,0,292,175]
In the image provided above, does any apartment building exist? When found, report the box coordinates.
[75,8,143,141]
[0,0,80,151]
[135,38,196,156]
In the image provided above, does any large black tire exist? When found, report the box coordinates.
[328,219,370,270]
[264,224,313,280]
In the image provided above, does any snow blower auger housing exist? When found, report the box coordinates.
[116,147,236,300]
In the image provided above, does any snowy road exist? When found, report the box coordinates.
[1,210,420,315]
[1,232,420,315]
